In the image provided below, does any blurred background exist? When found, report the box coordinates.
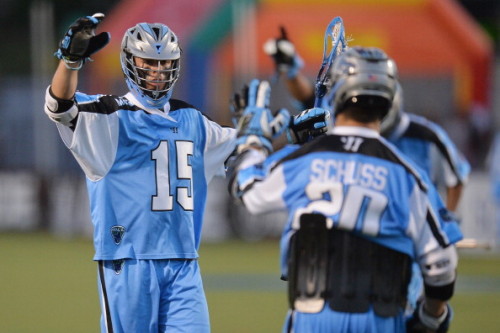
[1,0,499,245]
[0,0,500,332]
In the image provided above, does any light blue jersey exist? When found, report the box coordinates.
[235,126,462,333]
[51,91,236,260]
[46,89,236,332]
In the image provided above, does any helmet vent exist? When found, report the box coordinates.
[136,32,142,41]
[152,27,161,39]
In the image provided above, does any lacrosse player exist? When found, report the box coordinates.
[264,27,470,212]
[44,14,327,332]
[379,85,470,212]
[228,47,462,333]
[45,14,233,332]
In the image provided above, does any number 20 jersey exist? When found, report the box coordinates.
[50,92,236,261]
[238,126,463,277]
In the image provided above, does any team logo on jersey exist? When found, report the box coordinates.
[111,226,126,245]
[114,97,133,108]
[112,259,124,275]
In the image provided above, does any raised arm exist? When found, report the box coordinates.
[49,13,110,99]
[263,26,315,106]
[445,183,463,212]
[51,61,79,99]
[284,74,315,105]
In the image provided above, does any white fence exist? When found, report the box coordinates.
[0,171,498,248]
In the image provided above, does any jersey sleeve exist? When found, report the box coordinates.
[202,117,237,182]
[428,121,471,188]
[407,171,463,252]
[45,88,119,181]
[241,163,288,215]
[406,173,462,290]
[236,146,299,215]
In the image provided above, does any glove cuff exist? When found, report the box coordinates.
[236,135,272,155]
[418,302,449,330]
[54,50,84,70]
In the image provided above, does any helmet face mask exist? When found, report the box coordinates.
[121,23,181,108]
[325,46,398,120]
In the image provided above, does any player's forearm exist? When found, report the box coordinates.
[446,184,463,212]
[285,73,314,104]
[50,60,79,100]
[422,298,447,318]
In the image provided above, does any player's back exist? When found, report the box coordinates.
[275,126,437,258]
[267,127,446,332]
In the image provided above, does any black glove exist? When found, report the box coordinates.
[55,13,110,68]
[288,108,330,144]
[263,26,303,78]
[406,301,453,333]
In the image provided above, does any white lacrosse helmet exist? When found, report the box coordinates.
[325,46,398,119]
[121,23,181,108]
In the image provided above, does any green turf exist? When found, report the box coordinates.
[0,233,499,332]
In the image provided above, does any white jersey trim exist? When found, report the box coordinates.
[329,126,381,138]
[242,163,287,215]
[202,117,236,182]
[124,92,177,121]
[57,111,119,181]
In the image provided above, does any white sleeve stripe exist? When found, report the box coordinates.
[202,116,237,182]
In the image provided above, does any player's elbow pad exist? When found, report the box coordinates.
[420,245,458,300]
[44,86,78,126]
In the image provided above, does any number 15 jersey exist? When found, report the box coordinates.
[45,90,236,261]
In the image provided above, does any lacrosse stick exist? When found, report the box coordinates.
[456,238,493,250]
[314,16,348,107]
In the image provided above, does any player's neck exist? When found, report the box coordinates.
[335,114,381,132]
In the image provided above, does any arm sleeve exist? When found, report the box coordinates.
[229,145,298,213]
[429,123,471,188]
[406,177,461,300]
[202,117,237,182]
[47,90,119,181]
[241,163,287,215]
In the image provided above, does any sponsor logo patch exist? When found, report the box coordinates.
[111,226,126,245]
[112,259,125,275]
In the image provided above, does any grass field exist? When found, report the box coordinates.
[0,232,499,332]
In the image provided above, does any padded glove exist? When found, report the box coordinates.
[288,108,330,144]
[233,79,290,153]
[55,13,110,69]
[263,26,303,79]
